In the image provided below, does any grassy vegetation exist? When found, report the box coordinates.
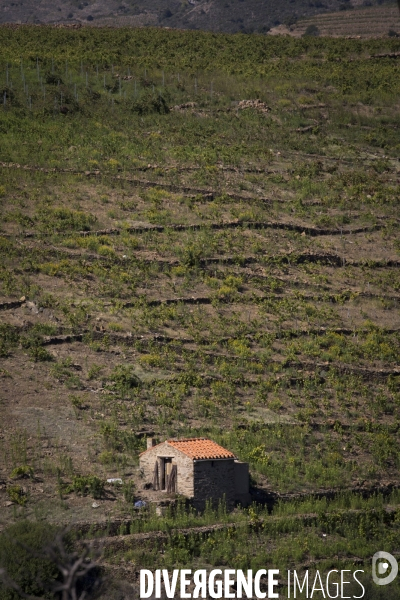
[97,491,400,598]
[0,25,399,596]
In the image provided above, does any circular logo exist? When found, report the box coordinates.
[372,552,398,586]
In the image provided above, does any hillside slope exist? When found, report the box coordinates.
[0,0,397,34]
[291,3,400,37]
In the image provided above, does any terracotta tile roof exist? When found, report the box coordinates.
[167,438,236,460]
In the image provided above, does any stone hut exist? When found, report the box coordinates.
[139,437,250,510]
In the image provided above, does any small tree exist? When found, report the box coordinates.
[0,522,101,600]
[303,24,320,37]
[0,522,58,599]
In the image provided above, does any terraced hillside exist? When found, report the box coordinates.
[292,3,400,38]
[0,0,397,35]
[0,27,400,598]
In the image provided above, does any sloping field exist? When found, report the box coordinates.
[0,27,400,598]
[295,3,400,37]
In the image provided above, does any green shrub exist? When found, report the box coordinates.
[6,485,28,506]
[87,364,102,380]
[68,475,105,499]
[108,365,141,394]
[131,91,169,115]
[10,465,34,479]
[20,332,53,362]
[0,324,19,358]
[123,481,135,504]
[37,207,96,232]
[51,358,84,389]
[0,522,62,600]
[69,394,85,410]
[183,244,203,267]
[303,24,320,37]
[98,450,115,465]
[139,353,163,368]
[28,345,53,362]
